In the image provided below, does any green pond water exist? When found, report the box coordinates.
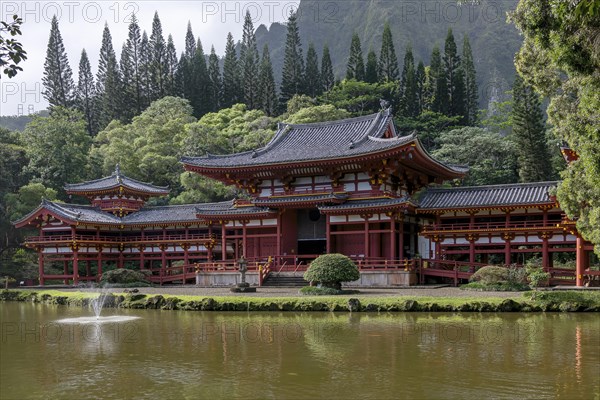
[0,302,599,400]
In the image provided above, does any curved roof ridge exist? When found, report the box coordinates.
[283,111,382,129]
[426,181,559,192]
[64,174,117,188]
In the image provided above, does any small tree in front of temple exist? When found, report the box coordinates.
[304,254,359,290]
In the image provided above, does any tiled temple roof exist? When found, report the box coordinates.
[253,193,349,206]
[418,182,558,210]
[319,197,413,212]
[65,165,169,195]
[182,109,424,168]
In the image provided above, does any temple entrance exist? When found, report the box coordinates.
[297,209,326,256]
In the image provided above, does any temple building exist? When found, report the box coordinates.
[14,110,597,286]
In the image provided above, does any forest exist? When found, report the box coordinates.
[1,0,598,279]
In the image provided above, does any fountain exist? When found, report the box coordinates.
[56,284,140,324]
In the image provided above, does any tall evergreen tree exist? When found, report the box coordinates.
[430,45,447,114]
[258,45,277,116]
[192,38,210,117]
[96,23,121,128]
[321,45,335,92]
[181,22,197,107]
[75,49,97,135]
[415,61,426,115]
[208,46,222,112]
[346,32,365,81]
[240,11,260,109]
[512,75,553,182]
[120,14,143,117]
[139,31,152,109]
[365,49,379,83]
[42,15,75,107]
[119,42,136,122]
[222,32,240,108]
[462,35,478,126]
[378,23,399,82]
[165,35,178,96]
[279,12,305,110]
[304,43,321,97]
[399,45,418,117]
[443,28,465,119]
[149,12,168,100]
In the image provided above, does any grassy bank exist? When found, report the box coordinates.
[1,289,599,312]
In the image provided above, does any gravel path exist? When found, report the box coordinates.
[64,285,520,298]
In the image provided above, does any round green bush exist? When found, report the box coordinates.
[303,254,360,290]
[469,266,509,285]
[100,269,151,285]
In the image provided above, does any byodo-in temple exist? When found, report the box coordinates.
[14,110,598,287]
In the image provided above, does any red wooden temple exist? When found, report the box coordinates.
[14,110,597,286]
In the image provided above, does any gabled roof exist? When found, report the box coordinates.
[418,182,558,210]
[195,201,276,219]
[14,199,122,227]
[319,197,414,214]
[65,165,169,196]
[182,109,414,168]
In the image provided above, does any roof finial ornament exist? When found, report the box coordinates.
[115,163,122,183]
[380,99,390,111]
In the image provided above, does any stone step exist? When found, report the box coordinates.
[262,275,307,287]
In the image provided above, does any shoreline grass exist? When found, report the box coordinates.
[1,289,599,312]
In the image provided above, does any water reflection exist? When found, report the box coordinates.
[1,303,599,400]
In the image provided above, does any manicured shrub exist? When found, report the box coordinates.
[100,268,151,285]
[469,266,509,285]
[303,253,360,290]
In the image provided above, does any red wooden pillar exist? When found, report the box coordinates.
[63,261,69,285]
[38,249,45,286]
[221,223,227,261]
[242,221,247,258]
[160,245,167,272]
[363,218,370,258]
[139,246,145,269]
[504,239,511,265]
[276,213,281,263]
[96,246,103,281]
[542,236,549,271]
[183,244,190,265]
[389,217,396,260]
[399,218,405,260]
[72,249,79,285]
[326,215,331,253]
[576,236,585,287]
[86,261,91,277]
[468,235,476,265]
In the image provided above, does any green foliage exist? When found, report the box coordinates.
[469,266,509,285]
[257,45,277,116]
[21,107,91,192]
[323,79,396,115]
[75,49,98,135]
[510,0,600,255]
[525,258,549,289]
[511,75,553,182]
[4,182,58,221]
[279,12,305,110]
[299,286,359,296]
[240,11,260,110]
[96,23,122,129]
[461,35,478,126]
[399,45,417,118]
[395,111,461,151]
[304,43,322,98]
[42,16,74,107]
[303,254,360,289]
[0,15,27,78]
[222,32,240,108]
[346,32,365,81]
[433,127,519,185]
[377,22,399,82]
[285,104,351,125]
[92,96,195,190]
[443,28,465,121]
[320,45,335,92]
[365,50,378,84]
[100,268,151,285]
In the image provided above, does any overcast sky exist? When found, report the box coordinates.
[0,1,299,116]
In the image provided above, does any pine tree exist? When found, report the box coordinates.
[321,45,335,92]
[378,23,399,82]
[192,38,210,117]
[240,11,259,109]
[75,49,97,135]
[96,23,121,129]
[399,45,417,117]
[512,75,553,182]
[139,31,152,109]
[149,12,168,100]
[119,42,136,122]
[365,49,379,83]
[443,28,465,119]
[415,61,426,115]
[305,43,321,97]
[346,32,365,81]
[462,35,478,126]
[279,12,305,110]
[208,46,222,112]
[430,45,447,114]
[42,15,75,107]
[120,14,143,117]
[222,32,240,108]
[181,22,196,107]
[165,35,178,96]
[258,45,277,116]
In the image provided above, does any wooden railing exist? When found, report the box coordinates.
[25,233,214,244]
[422,220,562,233]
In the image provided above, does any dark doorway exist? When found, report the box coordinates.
[298,239,326,256]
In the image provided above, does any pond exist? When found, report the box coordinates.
[1,303,598,399]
